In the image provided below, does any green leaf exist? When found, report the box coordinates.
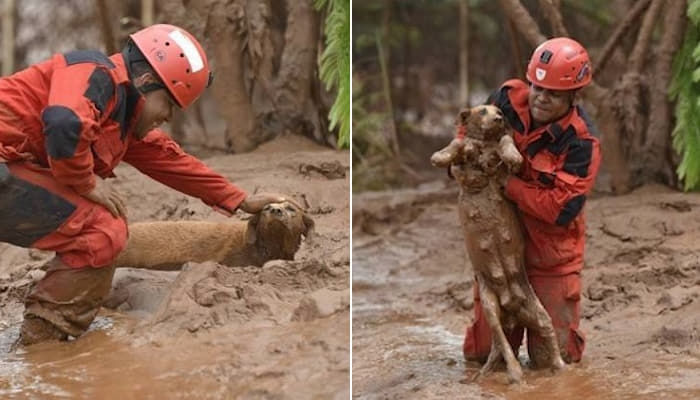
[671,4,700,190]
[689,0,700,25]
[314,0,350,148]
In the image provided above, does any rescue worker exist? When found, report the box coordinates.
[0,24,289,345]
[462,37,601,366]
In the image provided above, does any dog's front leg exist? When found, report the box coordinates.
[431,138,465,168]
[497,134,523,174]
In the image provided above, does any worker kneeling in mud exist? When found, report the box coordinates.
[462,37,601,365]
[0,24,289,345]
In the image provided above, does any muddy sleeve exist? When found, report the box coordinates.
[42,63,111,194]
[123,129,247,214]
[505,137,601,226]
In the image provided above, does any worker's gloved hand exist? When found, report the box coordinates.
[83,176,128,218]
[238,192,302,214]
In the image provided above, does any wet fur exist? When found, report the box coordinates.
[432,105,564,383]
[114,202,314,270]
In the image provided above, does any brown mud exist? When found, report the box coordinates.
[352,182,700,399]
[0,134,350,399]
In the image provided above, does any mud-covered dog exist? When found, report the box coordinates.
[431,105,564,383]
[114,201,314,270]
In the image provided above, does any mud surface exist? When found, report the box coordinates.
[352,182,700,399]
[0,134,350,399]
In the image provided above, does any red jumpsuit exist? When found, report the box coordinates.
[463,79,601,364]
[0,50,246,340]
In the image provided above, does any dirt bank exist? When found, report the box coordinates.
[0,134,350,399]
[352,182,700,399]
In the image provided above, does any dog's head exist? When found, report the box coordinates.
[457,105,505,142]
[245,201,315,260]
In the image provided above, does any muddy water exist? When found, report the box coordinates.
[1,310,350,399]
[352,190,700,399]
[0,315,233,399]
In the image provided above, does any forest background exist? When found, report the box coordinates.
[352,0,699,194]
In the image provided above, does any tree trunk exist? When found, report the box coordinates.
[639,0,687,185]
[141,0,154,26]
[497,0,547,47]
[458,0,469,106]
[160,0,332,152]
[538,0,568,37]
[629,0,664,74]
[2,0,15,76]
[600,0,664,193]
[209,0,258,153]
[505,19,525,80]
[95,0,117,55]
[266,0,325,144]
[595,0,651,79]
[245,0,277,118]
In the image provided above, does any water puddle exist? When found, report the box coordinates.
[352,228,700,399]
[0,314,233,399]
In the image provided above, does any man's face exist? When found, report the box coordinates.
[528,84,574,125]
[133,88,176,139]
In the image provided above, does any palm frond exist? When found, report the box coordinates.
[314,0,350,148]
[670,1,700,190]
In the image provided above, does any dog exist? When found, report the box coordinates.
[431,105,564,383]
[113,201,314,270]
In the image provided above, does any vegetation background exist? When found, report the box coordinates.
[0,0,350,153]
[352,0,698,193]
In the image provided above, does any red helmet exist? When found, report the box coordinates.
[526,37,592,90]
[130,24,212,108]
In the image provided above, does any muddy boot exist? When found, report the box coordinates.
[18,315,68,346]
[23,257,117,341]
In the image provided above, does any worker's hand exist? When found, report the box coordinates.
[83,176,127,219]
[238,192,302,214]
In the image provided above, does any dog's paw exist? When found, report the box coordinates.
[431,149,455,168]
[501,149,523,174]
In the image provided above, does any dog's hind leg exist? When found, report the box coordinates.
[518,294,565,372]
[469,343,502,382]
[476,278,523,384]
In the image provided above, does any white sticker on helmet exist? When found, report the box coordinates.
[535,68,547,81]
[168,30,204,73]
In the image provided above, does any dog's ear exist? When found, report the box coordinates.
[302,214,315,242]
[458,108,472,125]
[246,213,261,245]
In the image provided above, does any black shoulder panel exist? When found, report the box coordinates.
[547,124,577,155]
[110,84,128,139]
[42,105,82,159]
[84,68,114,114]
[64,50,115,69]
[555,195,586,226]
[491,86,525,134]
[563,138,593,177]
